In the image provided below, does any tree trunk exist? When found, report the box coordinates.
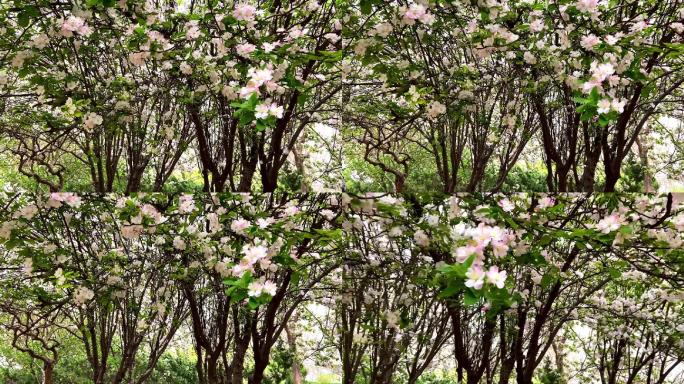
[603,167,620,192]
[636,135,654,192]
[230,343,248,384]
[207,354,220,384]
[249,356,268,384]
[285,324,303,384]
[394,174,405,194]
[261,168,279,193]
[42,361,54,384]
[552,337,565,376]
[499,363,514,384]
[291,145,309,193]
[580,157,599,192]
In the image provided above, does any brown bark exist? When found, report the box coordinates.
[42,361,54,384]
[284,323,303,384]
[636,133,654,193]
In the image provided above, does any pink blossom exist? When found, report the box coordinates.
[498,198,515,212]
[575,0,599,13]
[580,35,600,50]
[403,4,427,21]
[185,20,201,40]
[530,19,545,32]
[611,99,626,113]
[538,196,555,209]
[231,218,250,234]
[242,243,268,265]
[597,213,624,233]
[233,2,257,22]
[465,265,485,290]
[240,84,259,99]
[61,16,91,37]
[262,281,277,296]
[597,99,612,114]
[255,104,270,119]
[486,266,507,289]
[248,68,273,87]
[248,281,264,297]
[426,101,446,118]
[268,103,284,118]
[523,51,537,65]
[455,245,482,263]
[236,43,256,57]
[178,194,195,213]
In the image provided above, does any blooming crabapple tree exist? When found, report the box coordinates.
[564,275,684,384]
[0,193,188,384]
[0,0,349,193]
[502,0,684,192]
[149,192,344,384]
[0,192,347,384]
[175,0,348,192]
[331,198,451,384]
[0,0,194,192]
[1,0,684,193]
[0,268,64,384]
[345,0,684,192]
[339,193,684,384]
[1,192,684,383]
[344,2,538,192]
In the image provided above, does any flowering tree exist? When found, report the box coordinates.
[332,200,451,383]
[342,0,684,192]
[327,193,684,383]
[0,0,349,193]
[566,279,684,384]
[0,193,189,383]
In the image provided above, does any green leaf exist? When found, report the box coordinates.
[360,0,373,14]
[464,289,479,306]
[608,267,621,279]
[17,6,39,27]
[439,282,460,299]
[540,273,555,288]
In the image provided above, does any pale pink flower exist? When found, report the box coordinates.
[575,0,599,13]
[231,218,250,234]
[597,213,624,233]
[233,2,257,22]
[262,281,277,296]
[426,101,446,118]
[178,194,195,213]
[242,243,269,265]
[611,99,626,113]
[589,61,615,85]
[580,35,600,50]
[498,198,515,212]
[403,4,427,22]
[523,51,537,65]
[236,43,256,57]
[530,19,545,32]
[465,265,485,290]
[268,104,284,118]
[240,84,260,99]
[248,68,273,87]
[255,104,270,119]
[486,266,507,289]
[61,16,91,37]
[597,99,612,114]
[248,281,264,297]
[538,196,555,209]
[185,20,201,40]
